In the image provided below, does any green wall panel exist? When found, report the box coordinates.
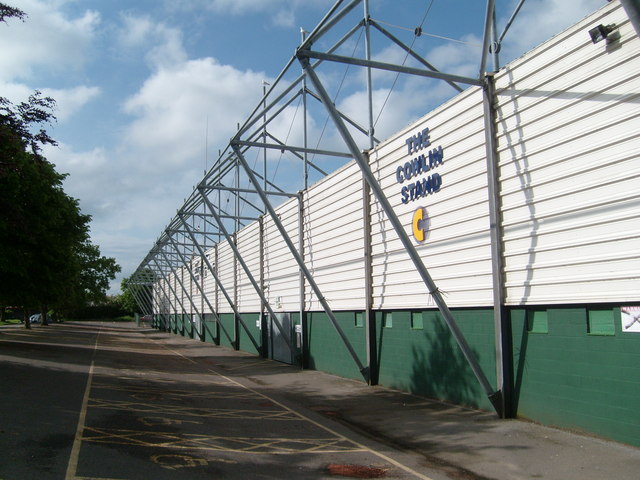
[305,311,366,381]
[182,314,193,338]
[238,312,262,356]
[376,309,497,411]
[175,314,183,335]
[154,303,640,447]
[511,306,640,447]
[203,321,218,345]
[202,314,219,345]
[218,314,236,349]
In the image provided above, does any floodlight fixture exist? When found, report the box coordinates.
[589,23,618,44]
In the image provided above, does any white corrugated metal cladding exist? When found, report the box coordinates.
[156,1,639,313]
[496,2,640,305]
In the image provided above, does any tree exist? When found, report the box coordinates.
[68,242,121,308]
[119,271,154,315]
[1,4,120,325]
[0,3,25,24]
[1,96,120,324]
[118,277,138,314]
[0,92,62,326]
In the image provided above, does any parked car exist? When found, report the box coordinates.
[28,313,53,324]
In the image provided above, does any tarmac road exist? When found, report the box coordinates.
[0,322,442,480]
[1,321,639,480]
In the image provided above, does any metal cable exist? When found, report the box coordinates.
[373,0,435,129]
[312,26,365,162]
[271,95,302,182]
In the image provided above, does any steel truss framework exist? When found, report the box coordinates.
[126,0,586,417]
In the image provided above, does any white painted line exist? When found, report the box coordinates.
[161,342,435,480]
[65,327,101,480]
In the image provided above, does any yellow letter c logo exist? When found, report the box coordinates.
[412,207,427,242]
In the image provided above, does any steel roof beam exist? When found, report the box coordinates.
[193,191,293,352]
[369,20,464,93]
[298,49,498,411]
[177,214,259,351]
[300,50,483,86]
[231,141,369,382]
[479,0,497,77]
[265,132,329,176]
[234,140,353,159]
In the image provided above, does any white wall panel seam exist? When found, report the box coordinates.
[499,145,640,199]
[495,103,640,175]
[501,190,640,229]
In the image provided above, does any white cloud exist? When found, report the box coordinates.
[0,0,99,81]
[122,57,267,169]
[272,9,296,28]
[116,14,187,69]
[497,0,604,63]
[0,82,33,104]
[164,0,332,29]
[44,143,109,206]
[43,85,101,122]
[117,14,155,48]
[169,0,295,16]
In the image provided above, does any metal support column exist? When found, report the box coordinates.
[298,52,500,413]
[178,216,258,351]
[490,3,500,72]
[479,0,496,79]
[362,155,377,385]
[620,0,640,37]
[195,191,293,351]
[483,73,513,418]
[259,217,266,357]
[157,248,202,337]
[231,143,369,381]
[301,28,309,189]
[364,0,375,149]
[166,234,233,344]
[297,193,306,367]
[150,259,183,331]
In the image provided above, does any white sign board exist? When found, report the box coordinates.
[621,306,640,333]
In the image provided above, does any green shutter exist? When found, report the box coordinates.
[527,310,548,334]
[588,309,615,336]
[411,311,424,330]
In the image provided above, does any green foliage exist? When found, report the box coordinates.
[118,277,138,313]
[118,273,153,314]
[62,242,121,310]
[65,296,128,320]
[0,83,120,318]
[0,3,26,24]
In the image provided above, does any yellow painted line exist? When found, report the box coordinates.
[65,326,101,480]
[161,343,435,480]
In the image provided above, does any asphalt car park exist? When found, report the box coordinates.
[1,321,639,480]
[0,322,434,480]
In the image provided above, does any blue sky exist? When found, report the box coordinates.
[1,0,603,293]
